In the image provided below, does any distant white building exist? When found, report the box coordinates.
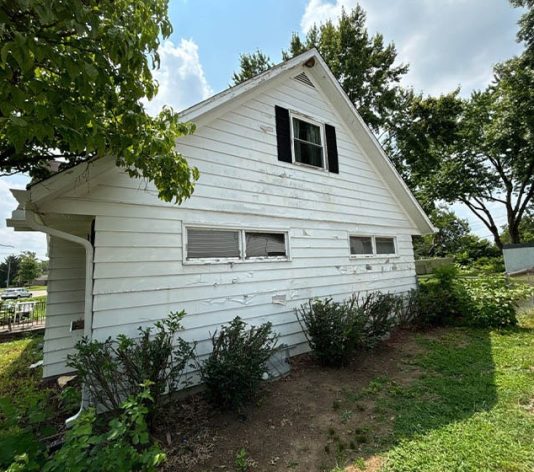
[7,49,434,378]
[503,243,534,274]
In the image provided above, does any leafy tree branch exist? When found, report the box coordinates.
[0,0,198,203]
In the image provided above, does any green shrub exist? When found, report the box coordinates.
[471,256,505,274]
[200,317,278,410]
[39,382,165,472]
[397,289,427,328]
[296,298,365,366]
[67,311,196,419]
[417,265,475,326]
[6,383,164,472]
[354,292,402,348]
[417,267,534,328]
[463,275,534,327]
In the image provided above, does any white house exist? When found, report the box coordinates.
[7,49,434,379]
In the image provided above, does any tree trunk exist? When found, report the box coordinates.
[491,231,504,251]
[508,222,521,244]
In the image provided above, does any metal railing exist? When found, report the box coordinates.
[0,299,46,332]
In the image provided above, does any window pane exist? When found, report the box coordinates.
[294,140,323,167]
[292,118,321,145]
[187,229,240,259]
[376,237,395,254]
[245,232,286,258]
[350,236,373,255]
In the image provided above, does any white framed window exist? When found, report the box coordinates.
[375,237,396,255]
[245,232,287,259]
[349,235,397,257]
[184,225,289,264]
[186,228,241,260]
[350,236,374,255]
[290,113,326,169]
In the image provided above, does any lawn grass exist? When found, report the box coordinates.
[339,310,534,471]
[0,334,79,468]
[0,335,53,466]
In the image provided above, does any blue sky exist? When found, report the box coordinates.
[0,0,526,259]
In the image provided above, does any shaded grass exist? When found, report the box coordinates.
[335,313,534,471]
[0,335,55,466]
[382,327,533,471]
[0,334,79,468]
[0,335,48,411]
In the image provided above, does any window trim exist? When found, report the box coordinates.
[289,111,327,171]
[349,234,398,258]
[183,224,291,265]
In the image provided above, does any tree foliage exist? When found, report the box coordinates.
[501,210,534,243]
[231,50,273,85]
[413,207,471,259]
[389,53,534,249]
[234,3,533,251]
[0,255,20,288]
[232,6,408,132]
[14,251,42,286]
[0,0,198,203]
[511,0,534,58]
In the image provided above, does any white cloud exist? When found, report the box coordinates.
[0,176,47,260]
[301,0,358,32]
[300,0,523,97]
[144,39,213,115]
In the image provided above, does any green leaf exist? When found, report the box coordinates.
[11,116,28,127]
[0,0,198,203]
[0,43,10,65]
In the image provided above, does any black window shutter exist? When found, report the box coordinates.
[325,124,339,174]
[275,106,292,163]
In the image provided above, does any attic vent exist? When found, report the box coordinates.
[293,72,315,88]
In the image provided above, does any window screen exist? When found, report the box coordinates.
[292,117,323,168]
[376,237,395,254]
[245,232,286,258]
[350,236,373,255]
[187,229,240,259]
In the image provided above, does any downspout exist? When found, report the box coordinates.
[25,210,94,426]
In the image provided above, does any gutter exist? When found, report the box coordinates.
[25,210,94,426]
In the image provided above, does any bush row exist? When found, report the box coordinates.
[298,267,534,366]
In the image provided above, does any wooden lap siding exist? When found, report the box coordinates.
[43,237,86,377]
[41,74,418,375]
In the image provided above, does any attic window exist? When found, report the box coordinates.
[292,116,324,168]
[275,106,339,173]
[294,72,315,88]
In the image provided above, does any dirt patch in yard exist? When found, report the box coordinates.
[156,329,427,472]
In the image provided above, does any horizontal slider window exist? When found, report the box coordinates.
[186,227,288,263]
[349,235,397,257]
